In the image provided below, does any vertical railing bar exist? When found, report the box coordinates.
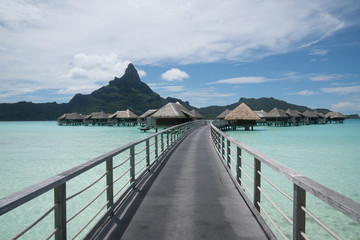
[106,158,113,209]
[227,139,231,168]
[293,184,306,240]
[221,135,225,160]
[236,146,242,186]
[146,139,150,166]
[254,158,261,212]
[155,135,158,159]
[130,146,135,183]
[54,183,66,240]
[161,133,164,153]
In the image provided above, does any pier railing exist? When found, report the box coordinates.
[210,121,360,240]
[0,120,206,240]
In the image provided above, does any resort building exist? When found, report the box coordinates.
[216,109,231,119]
[224,103,260,130]
[110,109,139,126]
[57,112,85,125]
[325,112,346,123]
[190,109,204,119]
[151,102,194,127]
[264,108,289,126]
[285,109,303,126]
[85,111,110,126]
[301,110,320,125]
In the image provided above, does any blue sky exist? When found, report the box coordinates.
[1,1,360,114]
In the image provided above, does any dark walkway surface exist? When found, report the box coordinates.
[96,125,270,240]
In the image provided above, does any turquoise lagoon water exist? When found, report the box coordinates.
[226,120,360,239]
[0,121,359,239]
[0,122,153,239]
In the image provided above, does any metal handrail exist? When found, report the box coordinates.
[0,120,206,239]
[210,121,360,239]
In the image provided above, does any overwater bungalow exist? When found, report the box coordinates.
[85,111,110,126]
[325,112,346,123]
[224,103,260,130]
[285,109,303,126]
[254,110,267,124]
[139,109,158,128]
[190,109,204,119]
[316,112,326,124]
[57,112,85,125]
[151,102,194,128]
[216,109,231,119]
[301,110,320,125]
[264,108,289,126]
[110,109,139,126]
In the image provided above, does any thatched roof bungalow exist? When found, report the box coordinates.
[216,109,231,119]
[57,112,85,125]
[285,109,303,125]
[151,102,194,127]
[190,109,204,119]
[301,110,320,124]
[110,109,139,126]
[224,103,260,130]
[139,109,158,119]
[86,111,110,125]
[264,108,289,126]
[325,112,346,123]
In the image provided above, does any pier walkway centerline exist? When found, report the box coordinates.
[94,125,272,239]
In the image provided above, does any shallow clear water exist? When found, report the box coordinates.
[0,121,359,239]
[0,122,152,239]
[226,120,360,239]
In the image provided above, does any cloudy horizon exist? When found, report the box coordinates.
[1,0,360,114]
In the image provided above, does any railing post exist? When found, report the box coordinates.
[167,130,169,147]
[227,139,231,168]
[171,129,173,143]
[155,135,158,158]
[293,184,306,240]
[106,157,113,209]
[146,139,150,166]
[161,133,164,153]
[236,146,242,185]
[54,183,66,240]
[130,146,135,183]
[254,158,261,212]
[221,136,225,160]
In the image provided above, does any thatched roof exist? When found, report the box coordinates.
[190,109,203,119]
[254,110,267,118]
[285,109,301,117]
[224,103,260,121]
[216,109,231,119]
[110,109,138,119]
[57,112,85,120]
[151,102,193,119]
[325,112,346,119]
[301,110,319,118]
[264,108,288,118]
[139,109,158,118]
[87,111,109,119]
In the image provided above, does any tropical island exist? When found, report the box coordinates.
[0,63,358,122]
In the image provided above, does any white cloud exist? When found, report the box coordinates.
[161,68,189,81]
[308,49,328,56]
[310,74,346,81]
[331,102,360,112]
[0,0,357,102]
[290,90,318,96]
[209,77,271,84]
[150,85,185,92]
[321,86,360,95]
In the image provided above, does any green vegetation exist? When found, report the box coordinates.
[0,63,337,121]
